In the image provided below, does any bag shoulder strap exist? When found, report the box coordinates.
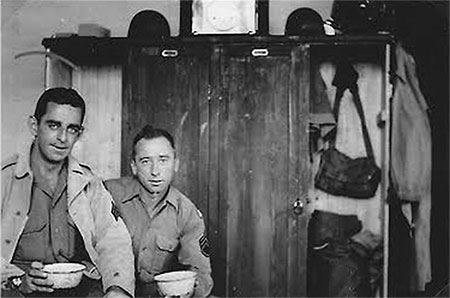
[330,77,375,160]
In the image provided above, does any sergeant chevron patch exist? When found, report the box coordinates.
[199,234,210,257]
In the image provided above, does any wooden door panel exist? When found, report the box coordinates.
[122,47,210,214]
[218,46,310,297]
[287,46,311,297]
[223,56,291,297]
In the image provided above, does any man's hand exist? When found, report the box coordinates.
[18,261,53,294]
[104,285,131,298]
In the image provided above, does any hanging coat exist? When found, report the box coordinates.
[391,43,432,291]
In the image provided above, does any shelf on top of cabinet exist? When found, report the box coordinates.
[41,34,394,66]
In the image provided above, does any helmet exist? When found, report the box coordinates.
[128,10,170,39]
[285,7,325,36]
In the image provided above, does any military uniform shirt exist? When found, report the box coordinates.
[12,161,88,267]
[105,177,213,298]
[12,162,77,264]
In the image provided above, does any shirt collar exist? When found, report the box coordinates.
[123,177,178,211]
[14,141,34,179]
[67,156,88,176]
[165,187,178,210]
[120,178,141,203]
[15,141,90,181]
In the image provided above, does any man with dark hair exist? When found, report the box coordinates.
[1,88,135,297]
[33,87,86,123]
[105,125,213,298]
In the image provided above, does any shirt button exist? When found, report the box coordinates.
[15,211,21,216]
[142,246,147,251]
[5,239,11,244]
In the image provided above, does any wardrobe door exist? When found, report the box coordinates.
[214,45,310,297]
[122,45,211,213]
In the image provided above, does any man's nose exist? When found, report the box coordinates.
[150,162,160,176]
[57,128,68,142]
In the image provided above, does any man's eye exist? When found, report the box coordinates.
[141,160,149,164]
[160,158,168,163]
[67,127,79,134]
[48,123,59,130]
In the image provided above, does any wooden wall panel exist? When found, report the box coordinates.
[71,66,122,179]
[45,57,72,88]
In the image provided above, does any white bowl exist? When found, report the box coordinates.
[42,263,86,289]
[154,270,197,296]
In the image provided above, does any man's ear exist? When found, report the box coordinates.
[28,116,38,138]
[130,160,137,176]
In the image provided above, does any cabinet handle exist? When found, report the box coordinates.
[292,198,304,215]
[251,48,269,57]
[161,49,178,58]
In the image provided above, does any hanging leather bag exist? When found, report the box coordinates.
[314,62,381,199]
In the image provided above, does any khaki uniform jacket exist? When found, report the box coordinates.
[391,44,432,291]
[105,177,213,298]
[1,146,135,296]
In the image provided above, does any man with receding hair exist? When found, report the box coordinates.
[105,125,213,298]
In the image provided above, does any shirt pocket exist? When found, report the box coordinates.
[150,234,178,272]
[14,221,47,261]
[21,217,47,236]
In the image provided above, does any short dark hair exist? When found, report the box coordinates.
[34,88,86,123]
[132,125,175,159]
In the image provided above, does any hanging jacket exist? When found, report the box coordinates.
[391,43,432,291]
